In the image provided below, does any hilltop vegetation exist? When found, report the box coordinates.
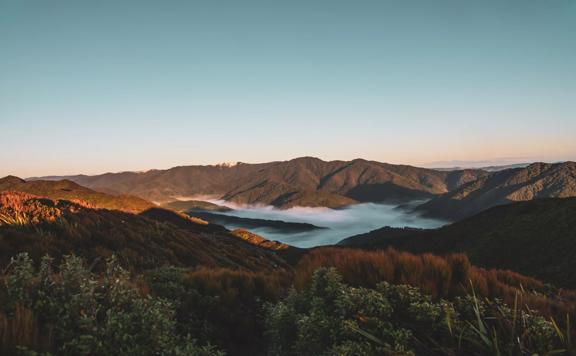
[230,229,291,251]
[340,197,576,288]
[0,176,154,213]
[0,191,289,272]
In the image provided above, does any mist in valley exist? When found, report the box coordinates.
[207,201,448,248]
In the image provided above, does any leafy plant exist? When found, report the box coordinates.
[0,253,222,356]
[266,268,572,355]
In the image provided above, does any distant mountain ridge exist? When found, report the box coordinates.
[417,161,576,220]
[32,157,487,208]
[433,163,531,172]
[0,175,155,213]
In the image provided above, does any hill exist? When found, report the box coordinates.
[0,191,289,272]
[416,161,576,220]
[339,197,576,288]
[188,211,326,233]
[35,157,487,208]
[0,175,154,213]
[161,199,233,212]
[231,229,290,251]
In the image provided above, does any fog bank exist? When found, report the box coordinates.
[208,201,447,248]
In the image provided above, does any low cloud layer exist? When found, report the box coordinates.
[209,201,447,248]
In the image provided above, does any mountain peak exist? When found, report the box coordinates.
[289,156,325,163]
[0,175,26,185]
[214,161,241,168]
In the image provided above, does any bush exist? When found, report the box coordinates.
[0,253,222,356]
[294,247,576,320]
[147,266,290,355]
[266,268,572,355]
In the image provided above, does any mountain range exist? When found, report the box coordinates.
[417,161,576,220]
[31,157,487,208]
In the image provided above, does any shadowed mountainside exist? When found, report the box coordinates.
[188,211,326,233]
[416,161,576,220]
[35,157,487,208]
[339,197,576,288]
[0,175,155,213]
[0,191,289,272]
[161,199,233,212]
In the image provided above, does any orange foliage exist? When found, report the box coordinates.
[183,267,291,302]
[295,247,576,318]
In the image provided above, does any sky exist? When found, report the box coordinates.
[1,0,575,177]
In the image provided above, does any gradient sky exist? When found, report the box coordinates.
[1,0,575,177]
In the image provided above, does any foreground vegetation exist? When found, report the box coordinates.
[268,268,573,355]
[1,252,574,355]
[0,254,221,355]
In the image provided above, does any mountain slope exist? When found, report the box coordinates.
[36,157,487,208]
[416,162,576,220]
[160,199,233,212]
[0,176,155,213]
[187,211,325,233]
[0,191,289,272]
[339,197,576,288]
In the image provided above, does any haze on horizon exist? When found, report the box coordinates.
[1,0,575,178]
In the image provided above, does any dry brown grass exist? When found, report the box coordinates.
[294,247,576,319]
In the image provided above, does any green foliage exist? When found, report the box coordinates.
[266,268,572,356]
[294,247,576,321]
[1,253,222,356]
[146,266,289,355]
[266,268,413,355]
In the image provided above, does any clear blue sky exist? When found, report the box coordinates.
[1,0,575,177]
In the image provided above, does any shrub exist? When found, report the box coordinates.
[147,266,291,355]
[0,253,222,356]
[266,268,414,355]
[266,268,572,355]
[294,247,576,321]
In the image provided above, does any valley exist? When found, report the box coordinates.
[187,201,446,248]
